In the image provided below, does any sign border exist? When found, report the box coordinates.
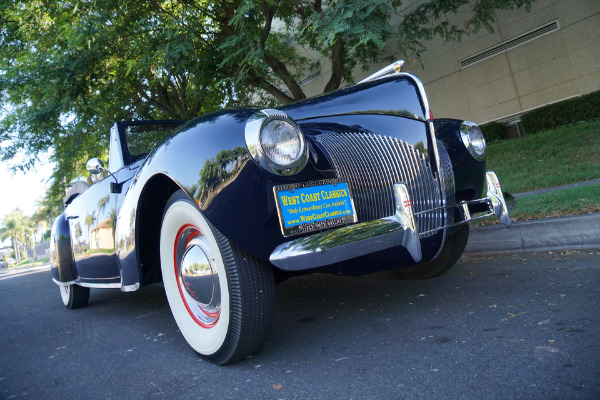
[273,178,357,237]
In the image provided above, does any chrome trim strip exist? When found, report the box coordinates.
[358,60,405,84]
[52,277,122,289]
[52,278,76,286]
[399,71,448,260]
[121,283,140,292]
[78,282,122,289]
[295,110,427,123]
[414,198,491,216]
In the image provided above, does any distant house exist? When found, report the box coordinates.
[0,246,12,259]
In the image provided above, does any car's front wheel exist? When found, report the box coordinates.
[160,190,275,365]
[59,283,90,309]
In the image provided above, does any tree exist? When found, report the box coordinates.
[0,209,29,264]
[1,0,535,207]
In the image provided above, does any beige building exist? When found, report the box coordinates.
[298,0,600,128]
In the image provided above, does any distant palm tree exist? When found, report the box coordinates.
[0,209,28,263]
[85,213,95,251]
[108,209,117,246]
[95,195,110,248]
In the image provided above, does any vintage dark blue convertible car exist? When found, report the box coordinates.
[51,61,511,364]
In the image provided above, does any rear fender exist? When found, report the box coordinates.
[50,213,77,283]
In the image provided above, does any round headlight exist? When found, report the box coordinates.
[260,119,303,166]
[245,109,308,176]
[460,121,486,161]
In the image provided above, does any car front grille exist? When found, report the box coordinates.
[313,132,445,237]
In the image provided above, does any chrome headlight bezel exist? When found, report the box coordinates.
[460,121,486,161]
[245,109,308,176]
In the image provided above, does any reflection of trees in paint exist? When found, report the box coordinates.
[109,209,117,245]
[75,221,83,240]
[277,219,397,256]
[85,214,95,252]
[414,141,425,155]
[194,147,248,204]
[94,195,110,249]
[97,195,109,214]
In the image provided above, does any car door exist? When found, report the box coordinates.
[65,174,121,286]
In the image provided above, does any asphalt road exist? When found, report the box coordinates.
[1,251,599,399]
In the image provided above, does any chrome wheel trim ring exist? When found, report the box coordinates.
[173,224,221,328]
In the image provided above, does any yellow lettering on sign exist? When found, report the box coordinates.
[281,195,301,206]
[301,192,320,203]
[321,188,348,200]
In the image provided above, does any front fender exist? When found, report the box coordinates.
[116,109,277,287]
[50,213,77,283]
[434,118,486,202]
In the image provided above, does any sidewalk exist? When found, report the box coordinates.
[465,212,600,255]
[465,180,600,255]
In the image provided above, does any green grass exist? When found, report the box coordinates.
[474,120,600,225]
[11,257,50,269]
[511,185,600,220]
[473,184,600,226]
[486,120,600,193]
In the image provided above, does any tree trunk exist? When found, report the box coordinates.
[12,234,20,264]
[324,38,345,93]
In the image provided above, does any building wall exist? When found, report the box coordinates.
[298,0,600,125]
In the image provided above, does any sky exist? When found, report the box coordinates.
[0,154,54,246]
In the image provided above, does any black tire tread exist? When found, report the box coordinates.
[209,227,275,365]
[67,285,90,309]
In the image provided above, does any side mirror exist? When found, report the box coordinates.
[86,158,105,175]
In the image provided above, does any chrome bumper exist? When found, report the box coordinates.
[269,171,511,271]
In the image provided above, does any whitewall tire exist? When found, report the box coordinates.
[160,190,275,365]
[59,282,90,309]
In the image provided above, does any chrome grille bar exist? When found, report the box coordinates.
[313,132,444,237]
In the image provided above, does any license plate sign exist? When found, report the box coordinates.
[274,179,357,237]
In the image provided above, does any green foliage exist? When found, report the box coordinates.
[399,0,533,57]
[199,147,247,191]
[480,121,507,143]
[1,0,537,214]
[521,90,600,135]
[0,209,33,264]
[486,120,600,193]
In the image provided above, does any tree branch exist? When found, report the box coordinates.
[314,0,322,13]
[250,74,296,104]
[259,0,279,47]
[324,37,345,93]
[262,54,306,101]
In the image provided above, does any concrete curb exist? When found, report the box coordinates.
[465,213,600,255]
